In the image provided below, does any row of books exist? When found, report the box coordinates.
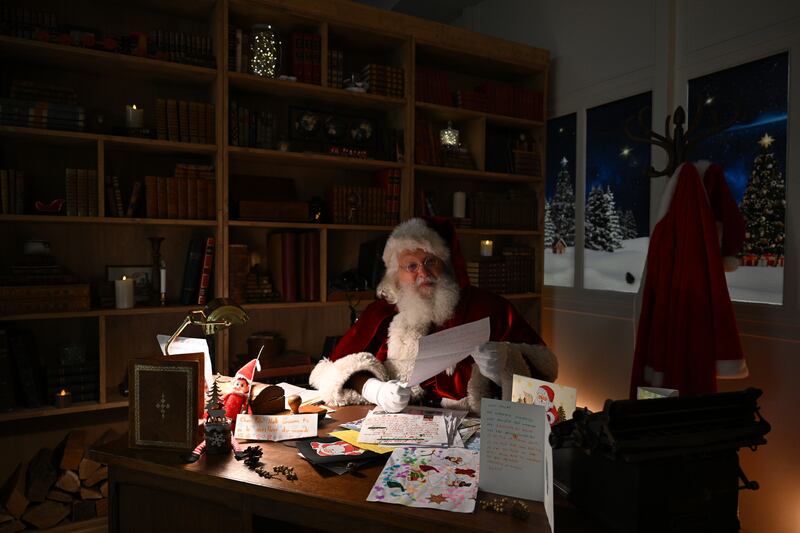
[328,182,400,226]
[0,5,215,68]
[65,168,99,217]
[10,79,78,105]
[475,82,544,121]
[360,64,404,98]
[328,49,344,89]
[229,101,274,148]
[466,248,535,294]
[180,237,216,306]
[288,32,322,85]
[155,98,215,144]
[375,169,402,225]
[0,168,24,215]
[144,175,216,220]
[415,67,544,121]
[267,231,320,303]
[0,96,86,131]
[470,191,538,230]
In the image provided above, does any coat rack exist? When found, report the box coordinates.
[625,104,737,178]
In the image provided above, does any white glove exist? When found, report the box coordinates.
[472,341,507,386]
[361,378,411,413]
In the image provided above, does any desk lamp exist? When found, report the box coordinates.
[164,297,249,356]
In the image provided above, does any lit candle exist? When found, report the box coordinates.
[125,104,144,129]
[453,191,466,219]
[160,266,167,305]
[115,275,135,309]
[480,239,493,257]
[55,389,72,408]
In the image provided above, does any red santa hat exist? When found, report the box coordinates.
[382,217,469,287]
[234,356,261,385]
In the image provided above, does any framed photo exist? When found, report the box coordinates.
[107,265,152,304]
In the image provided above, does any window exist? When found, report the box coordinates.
[585,92,652,292]
[544,113,576,287]
[688,52,788,305]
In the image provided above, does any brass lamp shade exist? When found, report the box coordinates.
[165,298,249,355]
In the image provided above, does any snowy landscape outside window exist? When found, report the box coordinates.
[688,52,788,305]
[544,113,576,287]
[584,92,652,292]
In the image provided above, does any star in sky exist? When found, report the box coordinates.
[428,494,449,504]
[758,133,775,149]
[560,157,568,167]
[620,146,632,158]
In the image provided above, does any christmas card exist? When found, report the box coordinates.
[511,374,577,426]
[637,386,679,399]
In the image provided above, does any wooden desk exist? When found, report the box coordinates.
[90,405,596,533]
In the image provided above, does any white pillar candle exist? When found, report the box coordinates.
[125,104,144,129]
[453,191,466,218]
[480,239,493,257]
[160,267,166,294]
[115,276,135,309]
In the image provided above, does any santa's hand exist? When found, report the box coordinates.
[361,378,410,413]
[472,341,507,386]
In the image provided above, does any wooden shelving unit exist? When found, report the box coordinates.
[0,0,548,422]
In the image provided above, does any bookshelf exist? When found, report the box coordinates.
[0,0,548,424]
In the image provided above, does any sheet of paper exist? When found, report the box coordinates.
[405,317,490,387]
[328,430,394,454]
[637,386,679,399]
[276,382,322,408]
[367,447,480,513]
[358,412,449,446]
[544,419,554,533]
[511,374,578,426]
[157,335,212,390]
[479,398,546,502]
[234,414,317,441]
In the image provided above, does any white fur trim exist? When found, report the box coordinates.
[309,353,389,406]
[440,362,492,415]
[382,218,450,273]
[723,256,740,272]
[717,359,749,379]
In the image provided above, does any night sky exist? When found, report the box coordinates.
[586,92,652,237]
[546,113,577,200]
[688,52,788,203]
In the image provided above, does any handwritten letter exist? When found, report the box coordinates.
[234,414,317,441]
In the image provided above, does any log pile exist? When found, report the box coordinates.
[0,430,115,531]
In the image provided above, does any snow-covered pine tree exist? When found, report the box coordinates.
[621,209,638,240]
[740,134,785,259]
[584,185,605,250]
[604,186,623,251]
[544,199,555,247]
[551,159,576,246]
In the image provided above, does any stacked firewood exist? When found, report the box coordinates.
[0,430,115,531]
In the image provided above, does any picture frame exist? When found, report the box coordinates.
[107,265,152,304]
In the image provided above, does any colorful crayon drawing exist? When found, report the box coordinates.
[367,447,479,513]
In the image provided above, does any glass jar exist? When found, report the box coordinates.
[249,24,281,78]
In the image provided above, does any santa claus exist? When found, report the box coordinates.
[533,384,559,425]
[310,217,558,413]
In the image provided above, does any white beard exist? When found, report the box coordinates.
[383,273,461,386]
[395,273,460,329]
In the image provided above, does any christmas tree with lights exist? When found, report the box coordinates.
[544,200,555,247]
[739,133,785,261]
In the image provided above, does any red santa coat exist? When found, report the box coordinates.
[630,162,748,398]
[310,241,557,413]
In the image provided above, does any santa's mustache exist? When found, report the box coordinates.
[415,274,437,286]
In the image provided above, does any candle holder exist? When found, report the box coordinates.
[148,236,165,305]
[125,104,145,137]
[55,389,72,408]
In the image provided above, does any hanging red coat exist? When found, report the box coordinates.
[630,162,748,398]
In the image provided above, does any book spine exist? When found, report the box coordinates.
[166,99,179,142]
[126,180,142,217]
[281,232,297,302]
[157,176,168,218]
[112,175,124,217]
[178,100,190,143]
[87,170,97,217]
[177,176,188,219]
[144,175,157,218]
[166,177,178,219]
[308,231,320,301]
[156,98,167,140]
[197,236,215,305]
[76,169,87,217]
[180,238,203,305]
[207,178,216,220]
[187,177,197,219]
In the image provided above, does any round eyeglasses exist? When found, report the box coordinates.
[400,256,440,274]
